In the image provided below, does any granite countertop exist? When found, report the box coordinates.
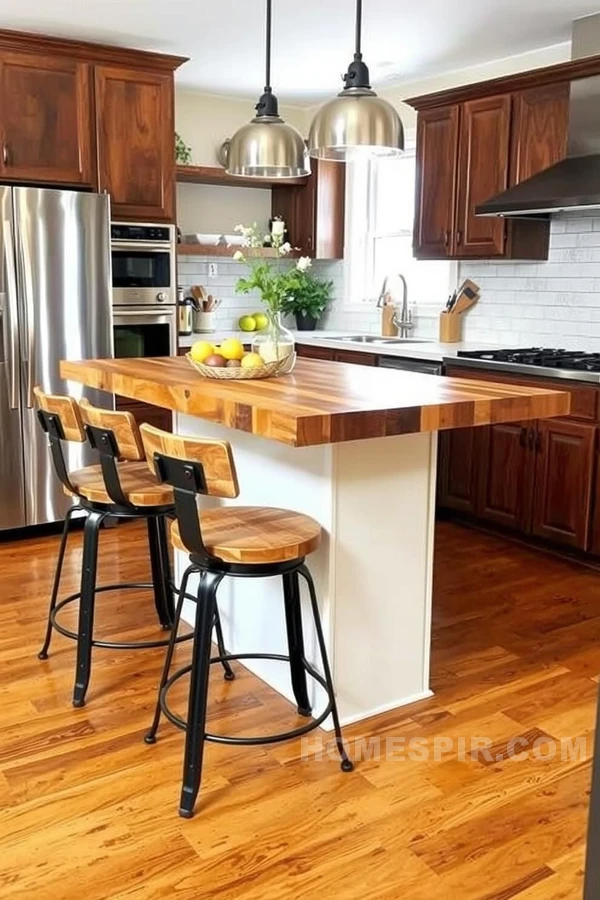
[177,330,507,363]
[60,356,569,449]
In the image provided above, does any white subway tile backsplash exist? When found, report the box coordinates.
[177,254,346,331]
[458,215,600,347]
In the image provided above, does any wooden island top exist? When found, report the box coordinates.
[60,356,570,448]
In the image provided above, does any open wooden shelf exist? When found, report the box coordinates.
[176,164,309,189]
[177,243,300,258]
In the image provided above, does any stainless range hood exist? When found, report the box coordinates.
[477,15,600,217]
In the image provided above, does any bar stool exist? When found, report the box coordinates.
[34,388,214,708]
[139,423,353,819]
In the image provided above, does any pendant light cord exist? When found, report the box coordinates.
[355,0,362,59]
[265,0,272,92]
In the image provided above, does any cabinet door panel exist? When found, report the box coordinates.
[455,95,511,257]
[531,419,595,550]
[0,53,92,185]
[95,66,174,221]
[437,427,480,515]
[511,84,569,185]
[477,421,534,530]
[413,105,459,259]
[296,344,335,361]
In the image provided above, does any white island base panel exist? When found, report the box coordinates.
[174,413,437,728]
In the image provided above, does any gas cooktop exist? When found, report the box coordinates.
[450,348,600,383]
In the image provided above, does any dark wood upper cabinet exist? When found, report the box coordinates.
[408,67,577,261]
[455,95,512,258]
[272,159,345,259]
[510,83,570,184]
[95,65,175,222]
[476,421,534,530]
[531,418,596,551]
[413,105,459,259]
[0,52,92,185]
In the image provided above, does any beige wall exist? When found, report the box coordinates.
[174,43,570,233]
[304,44,570,139]
[175,88,310,165]
[175,89,310,234]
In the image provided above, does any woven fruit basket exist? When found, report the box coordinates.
[186,351,294,380]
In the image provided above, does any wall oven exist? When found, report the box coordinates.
[111,222,177,359]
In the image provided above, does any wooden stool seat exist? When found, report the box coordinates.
[66,462,173,507]
[170,507,322,564]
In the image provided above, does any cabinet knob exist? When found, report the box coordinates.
[456,230,463,246]
[444,230,450,247]
[2,143,8,165]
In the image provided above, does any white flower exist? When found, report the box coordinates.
[296,256,312,272]
[271,219,285,237]
[233,250,245,261]
[234,224,244,233]
[279,242,292,256]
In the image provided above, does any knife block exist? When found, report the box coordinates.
[439,312,462,343]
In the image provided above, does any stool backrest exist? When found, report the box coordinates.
[140,424,239,499]
[34,386,85,496]
[34,386,85,443]
[79,399,144,462]
[140,423,239,563]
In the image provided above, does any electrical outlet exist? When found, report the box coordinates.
[208,262,218,278]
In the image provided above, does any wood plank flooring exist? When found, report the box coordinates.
[0,520,597,898]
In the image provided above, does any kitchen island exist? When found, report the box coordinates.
[61,356,569,725]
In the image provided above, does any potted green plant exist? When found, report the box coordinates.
[281,271,334,331]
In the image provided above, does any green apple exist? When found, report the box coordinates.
[238,315,257,332]
[253,312,269,331]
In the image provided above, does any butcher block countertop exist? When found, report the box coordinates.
[60,356,570,448]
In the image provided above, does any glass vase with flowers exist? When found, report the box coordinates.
[233,220,312,374]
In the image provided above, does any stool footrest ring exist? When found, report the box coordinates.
[160,653,334,745]
[50,583,193,651]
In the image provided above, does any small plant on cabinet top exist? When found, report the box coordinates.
[175,132,192,165]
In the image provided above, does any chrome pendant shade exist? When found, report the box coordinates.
[227,0,309,178]
[308,0,404,160]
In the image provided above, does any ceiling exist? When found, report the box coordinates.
[1,0,599,103]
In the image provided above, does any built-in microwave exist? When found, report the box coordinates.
[111,222,177,307]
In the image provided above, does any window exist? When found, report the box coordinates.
[345,151,454,309]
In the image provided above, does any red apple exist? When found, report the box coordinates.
[204,354,226,367]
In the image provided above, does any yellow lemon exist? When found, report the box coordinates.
[238,315,257,332]
[240,352,264,369]
[190,340,214,363]
[253,312,269,330]
[220,338,245,361]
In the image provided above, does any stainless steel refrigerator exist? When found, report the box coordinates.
[0,186,112,530]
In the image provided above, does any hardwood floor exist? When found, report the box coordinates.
[0,519,596,898]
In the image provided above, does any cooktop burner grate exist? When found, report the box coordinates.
[457,348,600,372]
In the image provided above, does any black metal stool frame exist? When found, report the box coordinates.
[36,410,232,708]
[143,451,353,819]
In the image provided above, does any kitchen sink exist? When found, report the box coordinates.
[336,335,434,345]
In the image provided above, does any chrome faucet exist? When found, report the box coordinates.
[377,274,413,338]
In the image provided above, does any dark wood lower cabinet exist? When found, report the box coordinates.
[439,365,600,557]
[116,397,172,433]
[531,418,595,550]
[437,428,480,514]
[477,421,534,531]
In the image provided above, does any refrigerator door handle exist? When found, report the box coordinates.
[15,228,35,408]
[2,218,20,410]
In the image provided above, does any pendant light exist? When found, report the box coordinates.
[227,0,309,179]
[308,0,404,160]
